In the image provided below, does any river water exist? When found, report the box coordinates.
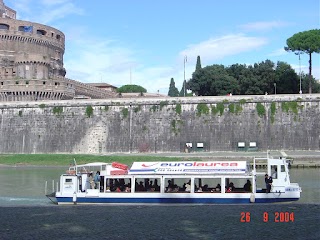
[0,167,319,240]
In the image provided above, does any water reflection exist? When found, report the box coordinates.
[0,167,319,206]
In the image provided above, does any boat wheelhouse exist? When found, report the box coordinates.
[47,157,301,205]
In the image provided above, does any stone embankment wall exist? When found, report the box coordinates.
[0,94,319,154]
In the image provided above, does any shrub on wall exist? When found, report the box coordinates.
[160,101,169,110]
[85,106,93,117]
[150,105,159,112]
[197,103,209,116]
[122,108,129,118]
[53,106,63,115]
[211,103,224,115]
[134,106,141,113]
[175,103,182,115]
[281,101,301,114]
[256,103,266,117]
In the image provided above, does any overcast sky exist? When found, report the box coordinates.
[6,0,320,94]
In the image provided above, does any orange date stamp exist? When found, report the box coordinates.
[240,212,295,222]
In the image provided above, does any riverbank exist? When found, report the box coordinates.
[0,150,319,167]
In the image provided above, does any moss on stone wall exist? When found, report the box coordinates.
[270,102,276,123]
[211,103,224,116]
[39,104,45,109]
[53,106,63,115]
[281,101,302,114]
[122,108,129,118]
[197,103,209,116]
[228,103,242,114]
[134,106,141,113]
[85,106,93,117]
[175,103,182,115]
[160,101,169,110]
[256,103,266,117]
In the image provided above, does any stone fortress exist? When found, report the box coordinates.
[0,0,115,101]
[0,1,319,155]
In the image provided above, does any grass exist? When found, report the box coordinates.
[0,154,192,166]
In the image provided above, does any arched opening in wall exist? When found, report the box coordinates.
[0,24,9,30]
[36,29,46,36]
[18,26,33,33]
[56,34,61,41]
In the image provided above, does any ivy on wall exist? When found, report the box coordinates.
[85,106,93,117]
[256,103,266,117]
[196,103,209,116]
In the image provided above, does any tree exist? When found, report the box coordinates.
[179,80,187,97]
[227,63,254,95]
[274,62,299,94]
[253,60,276,94]
[195,56,202,71]
[187,64,239,96]
[117,84,147,93]
[168,78,179,97]
[284,29,320,93]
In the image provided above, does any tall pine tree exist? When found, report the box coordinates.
[196,56,202,71]
[179,80,187,96]
[168,78,179,97]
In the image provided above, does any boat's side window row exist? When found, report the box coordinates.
[165,178,191,193]
[225,178,252,193]
[134,178,161,192]
[194,178,221,193]
[105,178,132,192]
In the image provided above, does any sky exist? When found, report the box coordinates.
[5,0,320,94]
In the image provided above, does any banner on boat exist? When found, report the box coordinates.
[128,161,247,174]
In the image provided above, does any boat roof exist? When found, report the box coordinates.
[75,162,110,167]
[128,161,248,175]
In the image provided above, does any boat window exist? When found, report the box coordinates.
[65,178,72,183]
[271,165,278,179]
[134,178,160,192]
[164,178,191,193]
[225,178,252,193]
[194,178,221,193]
[281,165,285,172]
[105,178,131,192]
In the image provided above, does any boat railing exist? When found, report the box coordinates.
[45,179,59,195]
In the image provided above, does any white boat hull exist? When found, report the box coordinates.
[55,191,301,205]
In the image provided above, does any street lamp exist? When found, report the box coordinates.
[298,51,302,94]
[183,55,187,97]
[295,51,303,94]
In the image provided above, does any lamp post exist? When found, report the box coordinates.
[183,55,187,97]
[274,83,276,95]
[298,51,302,94]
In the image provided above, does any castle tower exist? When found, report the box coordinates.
[0,1,115,101]
[0,0,5,17]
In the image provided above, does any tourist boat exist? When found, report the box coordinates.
[46,156,301,205]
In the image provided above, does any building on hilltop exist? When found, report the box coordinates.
[87,83,118,93]
[0,0,116,101]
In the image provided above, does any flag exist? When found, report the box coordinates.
[23,26,33,33]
